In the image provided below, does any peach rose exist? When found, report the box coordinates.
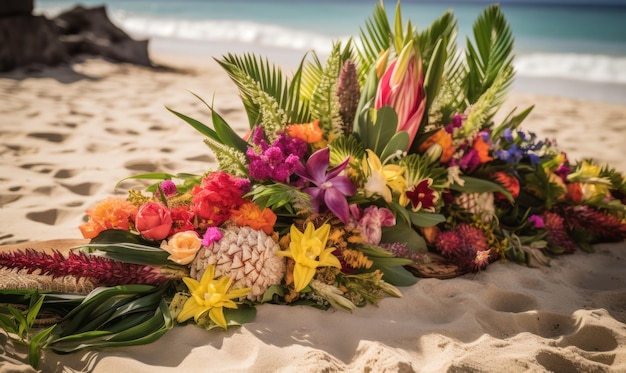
[135,202,173,241]
[160,231,202,265]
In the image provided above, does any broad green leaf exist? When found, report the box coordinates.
[166,106,219,141]
[29,325,55,369]
[189,91,249,153]
[380,131,409,163]
[380,223,427,251]
[408,211,446,227]
[366,106,399,156]
[370,264,418,287]
[451,176,513,202]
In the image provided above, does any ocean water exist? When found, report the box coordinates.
[36,0,626,103]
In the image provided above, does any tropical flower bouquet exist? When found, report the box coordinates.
[2,1,625,368]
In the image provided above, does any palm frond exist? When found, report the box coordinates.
[418,10,465,127]
[356,0,392,83]
[300,52,324,102]
[464,4,515,106]
[309,43,345,141]
[216,53,309,130]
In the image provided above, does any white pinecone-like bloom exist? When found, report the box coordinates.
[454,192,495,223]
[190,225,285,301]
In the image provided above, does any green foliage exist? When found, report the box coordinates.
[328,134,365,171]
[217,53,310,132]
[246,183,311,216]
[451,176,513,202]
[356,106,399,157]
[464,4,515,107]
[80,230,186,271]
[204,137,249,177]
[309,43,345,140]
[356,0,392,83]
[355,243,417,287]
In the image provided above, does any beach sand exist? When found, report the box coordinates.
[1,52,625,372]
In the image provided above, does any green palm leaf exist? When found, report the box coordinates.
[356,0,393,83]
[217,53,310,131]
[464,4,515,107]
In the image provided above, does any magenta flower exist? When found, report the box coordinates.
[375,41,426,149]
[528,215,545,229]
[202,227,223,247]
[296,148,356,224]
[247,126,307,183]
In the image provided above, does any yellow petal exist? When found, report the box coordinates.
[199,266,216,288]
[226,287,252,300]
[311,223,330,248]
[293,262,316,292]
[290,224,304,242]
[366,149,382,170]
[209,307,228,329]
[182,277,201,294]
[177,299,203,323]
[318,249,342,268]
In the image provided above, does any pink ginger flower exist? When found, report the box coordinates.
[375,41,426,149]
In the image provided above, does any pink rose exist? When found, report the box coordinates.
[357,206,395,245]
[136,202,173,241]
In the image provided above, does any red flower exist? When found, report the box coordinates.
[405,178,439,212]
[191,172,247,226]
[169,206,196,236]
[136,202,172,241]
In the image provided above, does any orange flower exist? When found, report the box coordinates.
[567,182,583,204]
[79,197,138,239]
[418,129,455,163]
[287,119,323,144]
[492,171,520,200]
[472,136,493,164]
[229,201,277,235]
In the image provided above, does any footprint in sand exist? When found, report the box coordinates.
[54,169,79,179]
[484,287,538,313]
[124,160,160,173]
[20,163,54,174]
[27,132,69,143]
[26,209,60,225]
[105,127,140,136]
[59,182,102,196]
[186,154,215,163]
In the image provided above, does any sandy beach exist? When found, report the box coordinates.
[1,49,625,372]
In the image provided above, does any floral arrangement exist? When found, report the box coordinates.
[1,1,625,368]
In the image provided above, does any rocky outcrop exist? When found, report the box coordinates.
[0,0,33,17]
[0,14,68,71]
[53,6,151,67]
[0,2,151,72]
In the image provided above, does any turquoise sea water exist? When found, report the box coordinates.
[36,0,626,102]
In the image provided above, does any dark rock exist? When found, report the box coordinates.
[0,0,34,17]
[0,4,151,72]
[53,5,151,66]
[0,15,68,71]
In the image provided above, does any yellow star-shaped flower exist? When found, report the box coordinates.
[277,223,341,292]
[177,265,250,329]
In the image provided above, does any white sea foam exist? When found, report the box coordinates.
[116,14,337,54]
[515,53,626,85]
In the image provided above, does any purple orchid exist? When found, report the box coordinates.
[296,148,356,224]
